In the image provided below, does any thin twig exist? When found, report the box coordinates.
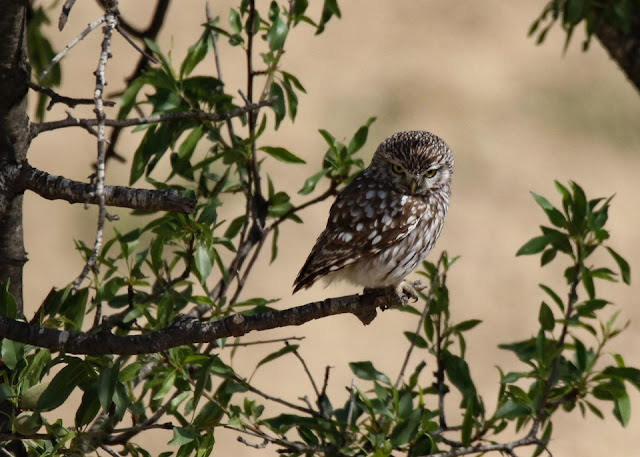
[237,436,269,449]
[427,424,541,457]
[58,0,77,30]
[226,336,305,347]
[345,378,356,431]
[115,24,158,63]
[233,374,316,416]
[29,98,275,139]
[206,2,236,142]
[71,9,117,291]
[99,444,120,457]
[27,81,115,110]
[536,242,583,422]
[289,342,320,397]
[394,283,432,390]
[40,15,106,80]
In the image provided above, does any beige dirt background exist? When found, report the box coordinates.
[26,0,639,455]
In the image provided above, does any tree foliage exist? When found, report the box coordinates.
[0,1,637,457]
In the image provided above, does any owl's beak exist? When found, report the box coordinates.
[409,179,418,195]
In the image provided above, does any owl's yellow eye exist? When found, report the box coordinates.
[425,169,437,178]
[392,164,404,174]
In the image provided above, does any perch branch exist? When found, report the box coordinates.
[0,290,401,355]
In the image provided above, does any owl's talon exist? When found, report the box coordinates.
[399,280,424,303]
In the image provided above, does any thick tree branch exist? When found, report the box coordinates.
[0,163,195,215]
[0,290,400,355]
[28,98,275,139]
[0,0,30,311]
[596,9,640,93]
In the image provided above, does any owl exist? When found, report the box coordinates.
[293,130,453,294]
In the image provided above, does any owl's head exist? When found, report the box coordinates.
[369,131,454,196]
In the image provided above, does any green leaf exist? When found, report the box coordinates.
[614,389,631,427]
[516,235,549,256]
[347,117,376,155]
[540,248,556,266]
[0,384,15,404]
[349,361,391,385]
[270,226,279,263]
[450,319,482,334]
[574,337,587,372]
[75,386,101,427]
[443,352,477,401]
[180,31,211,78]
[224,216,246,239]
[316,0,341,34]
[539,284,564,311]
[260,146,306,164]
[389,408,421,447]
[461,398,474,446]
[494,400,530,420]
[255,344,299,370]
[531,191,566,227]
[169,427,197,446]
[144,39,175,77]
[403,331,428,348]
[98,360,121,412]
[575,299,609,317]
[269,83,286,129]
[606,246,631,285]
[266,13,288,51]
[538,302,554,331]
[0,281,17,319]
[1,339,24,370]
[229,9,242,34]
[118,362,142,383]
[37,359,94,411]
[601,367,640,391]
[194,244,214,282]
[298,169,328,195]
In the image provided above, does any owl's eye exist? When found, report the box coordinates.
[392,164,404,174]
[425,169,437,178]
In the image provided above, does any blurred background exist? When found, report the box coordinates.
[26,0,640,455]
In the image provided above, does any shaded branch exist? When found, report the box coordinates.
[0,163,195,215]
[29,98,275,139]
[427,424,541,457]
[27,81,116,110]
[0,290,401,355]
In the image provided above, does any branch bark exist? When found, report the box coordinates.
[596,9,640,93]
[0,0,30,313]
[29,98,276,139]
[0,163,196,216]
[0,290,398,355]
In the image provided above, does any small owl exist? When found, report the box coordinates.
[293,130,453,294]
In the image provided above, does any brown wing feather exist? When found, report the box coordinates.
[293,175,426,292]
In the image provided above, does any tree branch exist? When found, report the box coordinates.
[427,424,541,457]
[596,9,640,94]
[28,98,275,139]
[27,81,116,110]
[0,163,195,215]
[0,290,401,355]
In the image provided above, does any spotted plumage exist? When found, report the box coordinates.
[293,130,453,293]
